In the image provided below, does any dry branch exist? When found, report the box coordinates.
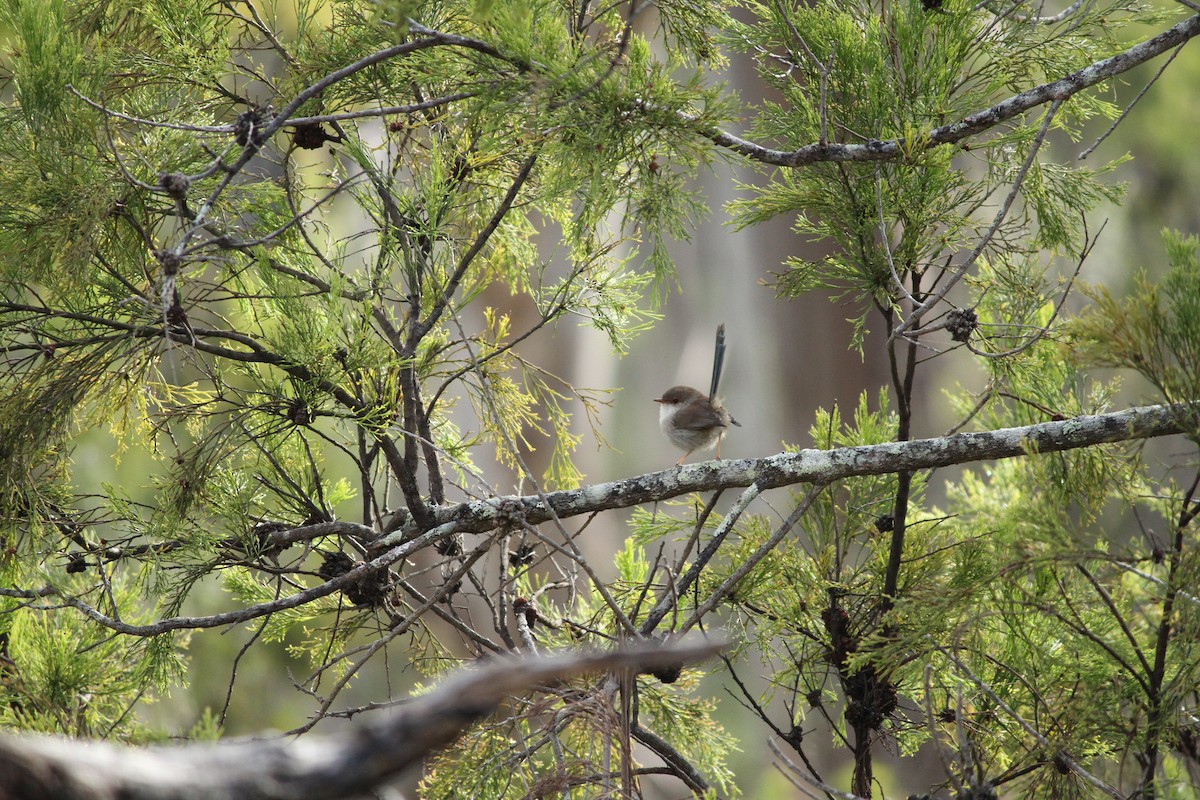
[0,642,721,800]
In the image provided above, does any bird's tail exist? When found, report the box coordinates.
[709,323,727,402]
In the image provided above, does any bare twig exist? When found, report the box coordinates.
[678,483,828,634]
[891,99,1064,342]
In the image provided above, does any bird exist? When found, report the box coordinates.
[655,324,741,465]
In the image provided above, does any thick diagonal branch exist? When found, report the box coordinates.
[0,643,720,800]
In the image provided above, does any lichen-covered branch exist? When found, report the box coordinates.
[395,403,1186,541]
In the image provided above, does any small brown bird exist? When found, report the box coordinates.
[655,324,741,465]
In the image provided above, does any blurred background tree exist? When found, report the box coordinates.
[1,1,1199,798]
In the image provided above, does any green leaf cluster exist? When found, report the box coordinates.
[1072,230,1200,439]
[727,0,1137,343]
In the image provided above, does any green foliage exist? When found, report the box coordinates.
[0,575,185,737]
[0,1,1196,798]
[0,0,739,775]
[727,0,1135,344]
[1072,230,1200,437]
